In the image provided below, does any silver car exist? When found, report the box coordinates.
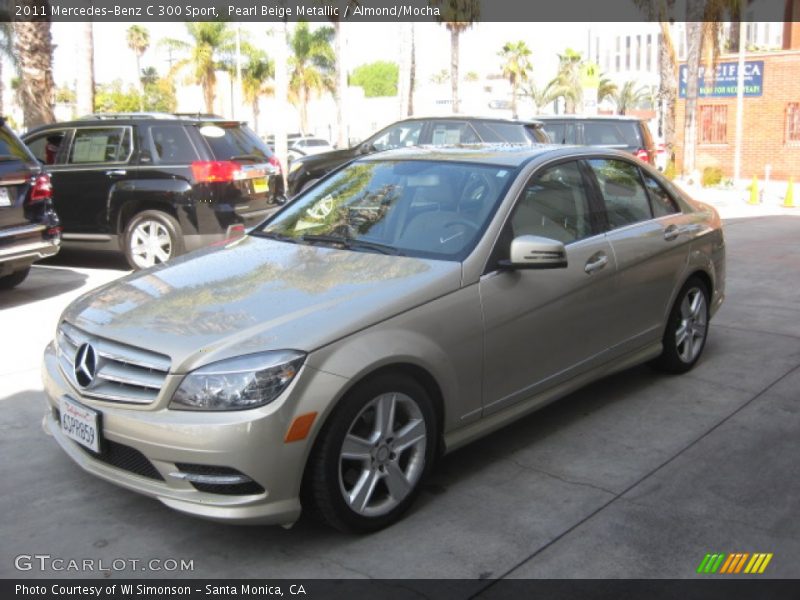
[41,146,725,532]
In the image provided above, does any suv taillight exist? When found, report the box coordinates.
[28,173,53,203]
[191,160,242,183]
[268,155,282,173]
[635,148,652,164]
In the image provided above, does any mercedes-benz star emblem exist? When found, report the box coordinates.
[74,343,97,387]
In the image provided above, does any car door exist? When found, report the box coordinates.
[585,157,691,350]
[479,159,621,416]
[47,125,135,237]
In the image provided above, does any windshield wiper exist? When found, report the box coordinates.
[301,234,401,255]
[251,230,301,244]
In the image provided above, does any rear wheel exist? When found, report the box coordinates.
[123,210,184,270]
[305,373,436,533]
[652,276,710,373]
[0,267,30,290]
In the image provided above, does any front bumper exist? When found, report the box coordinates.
[41,341,346,526]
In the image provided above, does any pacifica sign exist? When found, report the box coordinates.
[679,60,764,98]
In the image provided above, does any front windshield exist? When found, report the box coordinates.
[256,160,514,261]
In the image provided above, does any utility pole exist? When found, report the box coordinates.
[733,23,746,183]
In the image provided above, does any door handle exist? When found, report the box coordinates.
[105,169,127,177]
[584,253,608,274]
[663,224,680,241]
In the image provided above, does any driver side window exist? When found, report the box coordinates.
[510,161,595,245]
[371,122,423,152]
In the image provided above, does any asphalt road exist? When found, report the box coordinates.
[1,215,798,582]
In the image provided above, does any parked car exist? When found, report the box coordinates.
[286,116,549,196]
[289,136,335,156]
[535,115,657,166]
[0,118,61,289]
[42,145,725,532]
[23,113,286,270]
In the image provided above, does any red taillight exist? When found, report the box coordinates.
[29,173,53,203]
[268,154,282,173]
[191,160,242,183]
[635,149,650,162]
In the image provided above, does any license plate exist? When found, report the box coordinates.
[0,187,10,207]
[253,177,269,194]
[60,397,101,453]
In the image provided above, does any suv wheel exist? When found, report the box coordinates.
[123,210,184,270]
[0,267,30,290]
[305,373,436,533]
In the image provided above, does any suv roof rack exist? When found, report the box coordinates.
[173,112,225,119]
[78,112,178,120]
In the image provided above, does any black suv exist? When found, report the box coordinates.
[534,115,657,166]
[287,116,548,196]
[0,118,61,289]
[23,114,286,269]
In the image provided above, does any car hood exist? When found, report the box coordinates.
[62,237,462,373]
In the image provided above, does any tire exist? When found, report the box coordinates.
[123,210,184,270]
[304,372,437,533]
[0,267,30,290]
[651,276,710,374]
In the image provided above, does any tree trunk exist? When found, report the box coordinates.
[13,13,55,130]
[252,98,259,133]
[203,71,215,114]
[300,86,308,134]
[76,21,94,116]
[398,23,410,119]
[333,21,347,148]
[273,21,289,186]
[408,24,415,116]
[510,81,518,119]
[683,20,703,176]
[658,20,677,157]
[136,53,143,111]
[450,28,459,113]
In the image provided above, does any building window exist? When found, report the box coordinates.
[787,103,800,144]
[699,105,727,144]
[646,34,652,72]
[625,36,631,70]
[635,35,642,70]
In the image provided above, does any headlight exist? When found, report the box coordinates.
[170,351,306,411]
[288,160,303,174]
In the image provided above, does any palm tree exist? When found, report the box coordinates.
[288,22,334,134]
[240,44,274,134]
[498,41,532,119]
[162,23,235,114]
[431,0,479,114]
[76,22,95,116]
[550,48,583,114]
[126,25,149,112]
[13,3,55,128]
[522,79,558,115]
[613,81,649,115]
[598,76,618,105]
[0,23,16,117]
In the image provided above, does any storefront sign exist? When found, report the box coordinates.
[679,60,764,98]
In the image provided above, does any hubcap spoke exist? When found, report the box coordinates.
[348,469,380,513]
[384,461,411,500]
[374,393,396,439]
[393,419,426,453]
[675,323,689,347]
[341,434,373,461]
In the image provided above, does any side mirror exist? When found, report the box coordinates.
[359,142,374,155]
[498,235,568,270]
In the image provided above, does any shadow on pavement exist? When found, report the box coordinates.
[41,248,130,271]
[0,265,89,310]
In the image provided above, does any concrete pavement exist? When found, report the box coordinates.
[1,212,798,582]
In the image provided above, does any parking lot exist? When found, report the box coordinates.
[1,209,798,581]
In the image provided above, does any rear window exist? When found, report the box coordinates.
[149,125,197,164]
[197,123,273,161]
[582,121,642,147]
[0,126,37,164]
[472,122,535,144]
[541,122,569,144]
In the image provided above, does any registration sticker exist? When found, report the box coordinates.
[0,187,10,207]
[59,397,101,453]
[253,177,269,194]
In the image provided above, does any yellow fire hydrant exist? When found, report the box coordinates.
[748,176,760,205]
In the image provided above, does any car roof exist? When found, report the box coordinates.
[534,115,644,122]
[358,144,582,167]
[24,114,242,136]
[398,115,544,126]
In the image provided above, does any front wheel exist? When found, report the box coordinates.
[651,276,710,374]
[123,210,184,270]
[304,373,436,533]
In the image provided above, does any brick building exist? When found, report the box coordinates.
[675,43,800,181]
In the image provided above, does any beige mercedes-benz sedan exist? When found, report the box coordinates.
[42,145,725,532]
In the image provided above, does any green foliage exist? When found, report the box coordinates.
[55,84,76,104]
[430,69,450,84]
[94,78,176,113]
[701,166,723,187]
[350,61,399,97]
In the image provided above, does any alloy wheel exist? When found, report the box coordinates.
[675,286,708,363]
[129,220,173,269]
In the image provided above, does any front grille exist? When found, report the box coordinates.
[175,463,265,496]
[56,321,171,404]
